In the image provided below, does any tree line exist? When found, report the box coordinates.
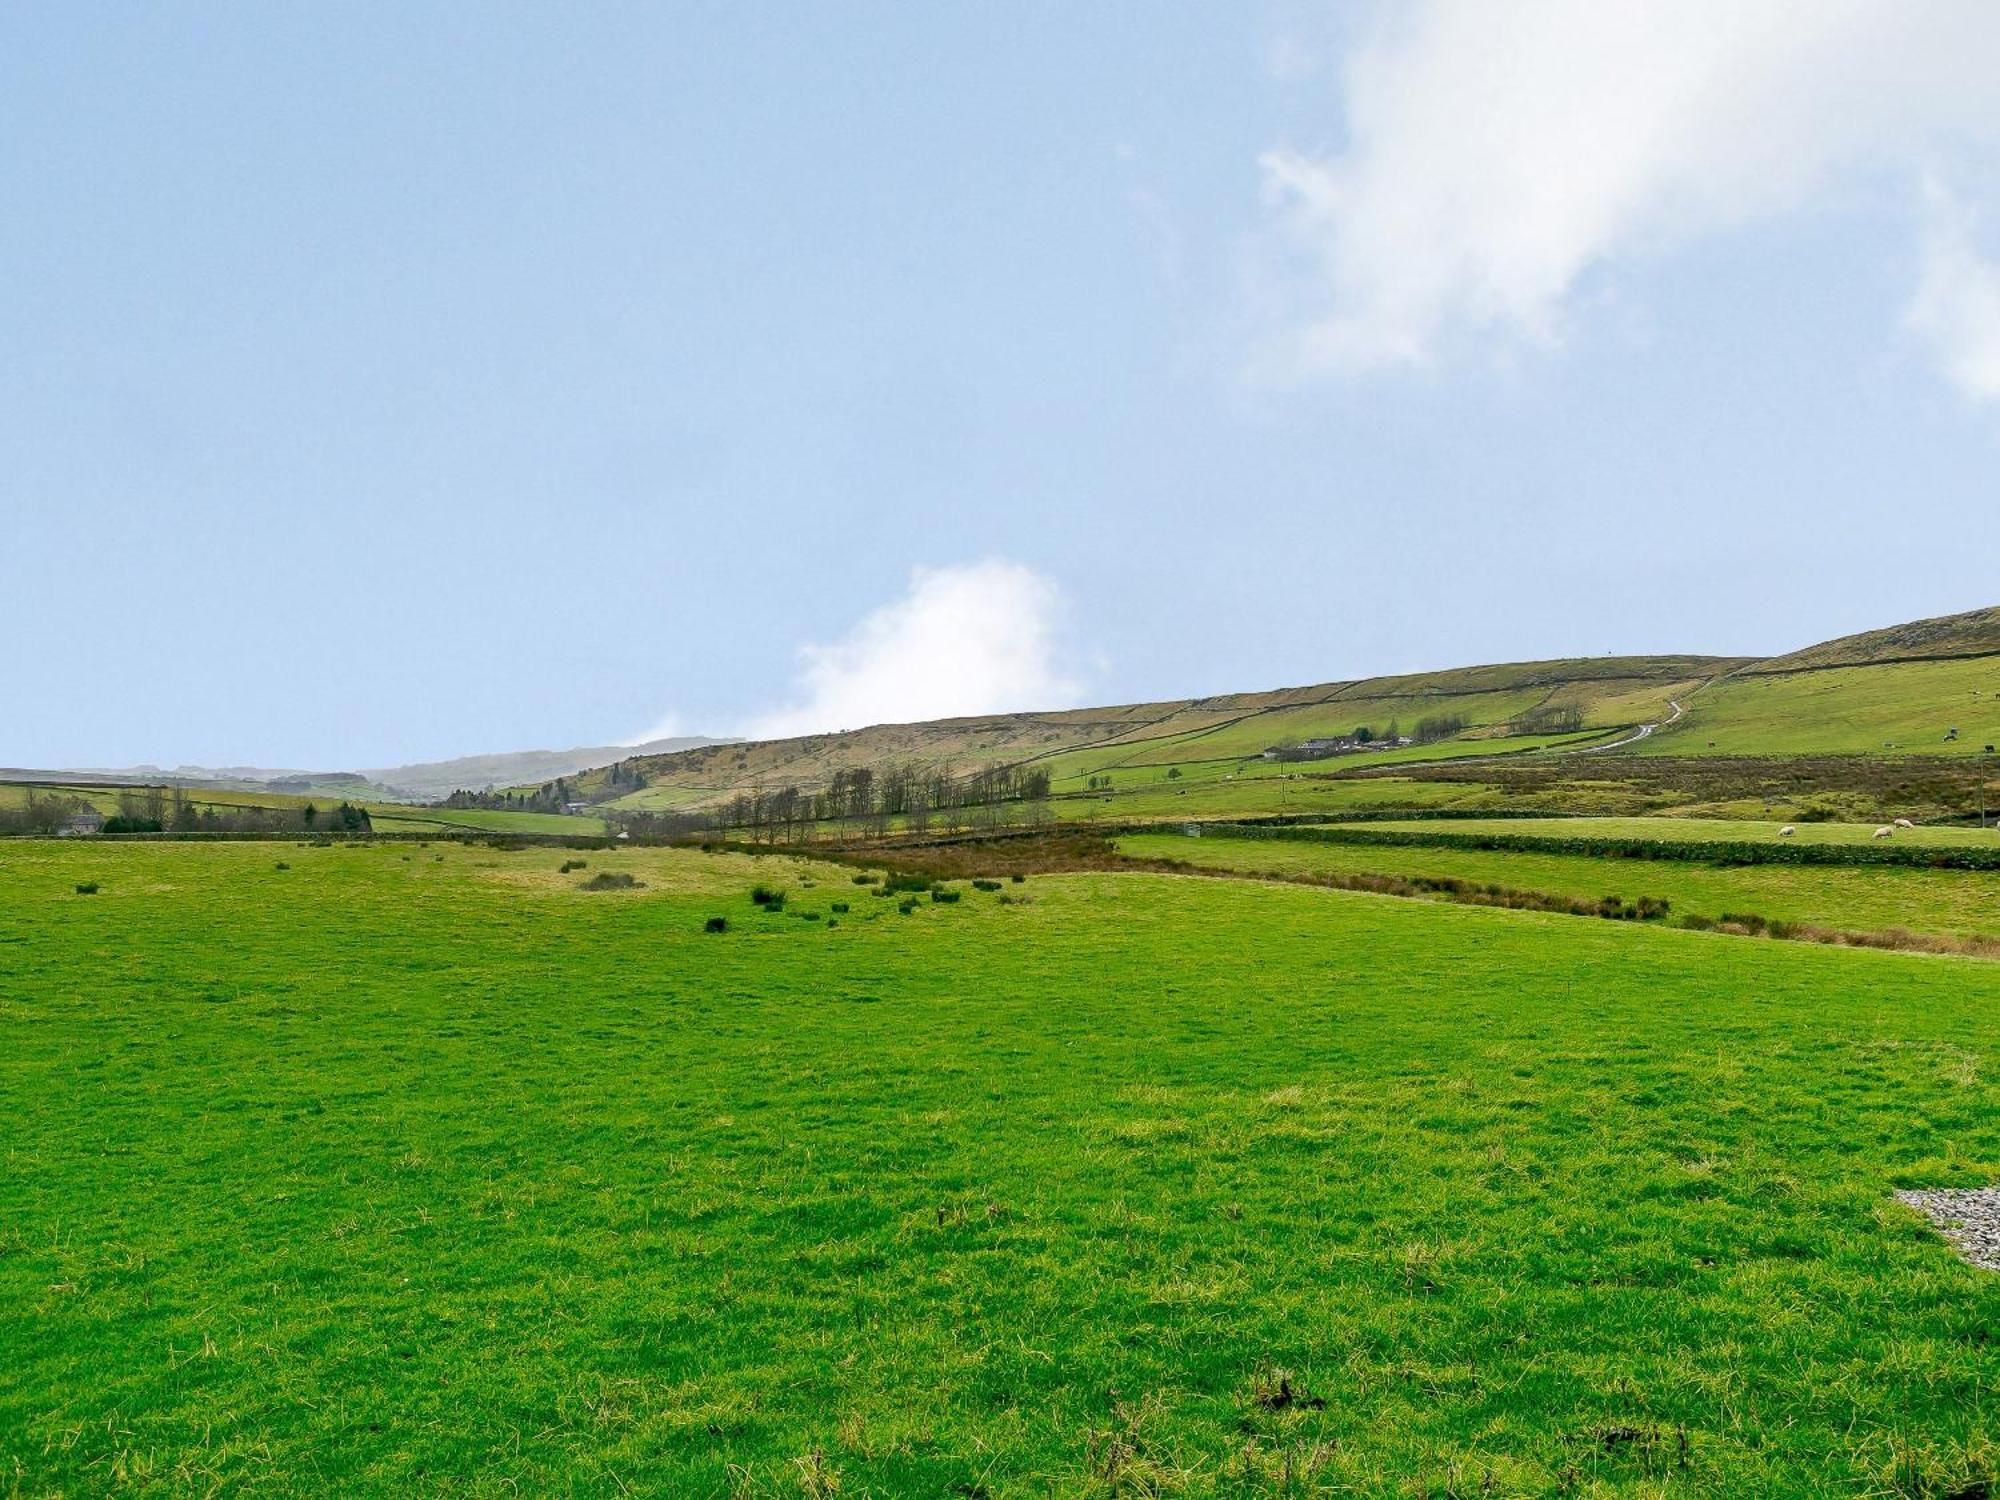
[0,787,371,835]
[604,759,1056,844]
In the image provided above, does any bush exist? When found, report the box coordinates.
[559,859,587,873]
[898,899,919,915]
[1010,873,1026,883]
[871,886,895,898]
[796,910,822,921]
[74,882,98,895]
[852,873,880,885]
[931,888,962,903]
[830,901,850,914]
[971,879,1001,892]
[581,872,642,891]
[704,916,728,933]
[882,874,931,894]
[750,884,785,907]
[274,862,290,871]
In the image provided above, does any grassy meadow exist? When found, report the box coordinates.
[1650,658,2000,758]
[1119,831,2000,943]
[7,839,2000,1495]
[1346,816,2000,850]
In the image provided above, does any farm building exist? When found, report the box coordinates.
[57,808,104,837]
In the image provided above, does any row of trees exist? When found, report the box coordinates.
[0,787,371,835]
[119,788,371,834]
[707,760,1054,842]
[441,777,579,814]
[0,791,93,836]
[597,758,1057,845]
[1513,704,1586,735]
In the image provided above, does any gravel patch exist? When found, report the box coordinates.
[1897,1188,2000,1270]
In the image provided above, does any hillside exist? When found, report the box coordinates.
[365,734,732,799]
[1740,604,2000,674]
[558,605,2000,833]
[1647,605,2000,758]
[585,655,1741,814]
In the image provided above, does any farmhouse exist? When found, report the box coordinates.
[57,808,104,837]
[1263,734,1416,762]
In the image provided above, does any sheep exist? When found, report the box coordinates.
[1874,826,1894,839]
[1893,817,1915,829]
[1778,825,1796,837]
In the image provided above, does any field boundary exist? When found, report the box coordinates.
[1197,822,2000,871]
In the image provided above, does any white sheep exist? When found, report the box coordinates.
[1874,826,1894,839]
[1894,818,1914,829]
[1778,826,1796,837]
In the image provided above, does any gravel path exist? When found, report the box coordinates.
[1896,1188,2000,1269]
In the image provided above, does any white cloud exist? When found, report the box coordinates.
[1253,1,2000,380]
[1908,177,2000,405]
[658,560,1076,743]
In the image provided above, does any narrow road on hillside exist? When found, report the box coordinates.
[1560,697,1684,756]
[1355,698,1688,776]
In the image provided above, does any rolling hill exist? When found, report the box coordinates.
[561,606,1999,830]
[581,654,1744,815]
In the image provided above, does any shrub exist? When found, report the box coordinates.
[274,862,290,871]
[750,884,784,907]
[559,859,587,873]
[704,916,728,933]
[74,882,98,895]
[871,886,895,898]
[883,874,931,894]
[971,879,1001,892]
[931,888,962,903]
[830,901,850,914]
[826,919,839,929]
[1010,873,1026,883]
[796,910,822,921]
[898,899,919,915]
[852,873,880,885]
[581,871,642,891]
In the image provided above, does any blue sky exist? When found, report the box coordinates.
[6,4,1999,769]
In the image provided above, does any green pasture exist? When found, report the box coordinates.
[6,841,2000,1494]
[1121,831,2000,942]
[1650,657,2000,758]
[1347,815,2000,849]
[1049,772,1487,823]
[364,805,607,836]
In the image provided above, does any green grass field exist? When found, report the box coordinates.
[7,840,2000,1495]
[1120,831,2000,942]
[1650,657,2000,758]
[1344,816,2000,849]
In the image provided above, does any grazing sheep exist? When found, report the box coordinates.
[1874,826,1894,839]
[1894,817,1915,828]
[1778,825,1796,837]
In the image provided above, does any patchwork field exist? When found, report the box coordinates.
[1649,657,2000,758]
[1343,816,2000,850]
[6,840,2000,1495]
[1120,831,2000,943]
